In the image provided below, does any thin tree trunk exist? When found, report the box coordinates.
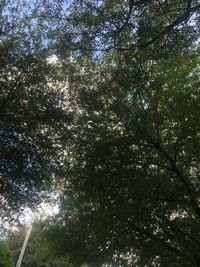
[16,223,33,267]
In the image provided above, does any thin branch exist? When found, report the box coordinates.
[155,143,200,218]
[159,215,200,248]
[113,2,200,53]
[132,224,182,256]
[134,2,200,54]
[112,0,135,38]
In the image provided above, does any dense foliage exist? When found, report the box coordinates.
[2,0,200,266]
[6,223,73,267]
[0,240,14,267]
[43,0,200,266]
[0,1,71,220]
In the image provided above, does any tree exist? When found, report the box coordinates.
[2,0,200,265]
[0,240,14,267]
[46,53,200,267]
[6,223,73,267]
[41,0,200,266]
[0,1,71,221]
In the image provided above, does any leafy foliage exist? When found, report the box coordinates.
[0,240,14,267]
[2,0,200,266]
[41,0,200,266]
[0,1,71,220]
[46,52,200,266]
[6,223,73,267]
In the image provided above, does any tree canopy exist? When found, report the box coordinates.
[42,0,200,266]
[0,0,71,220]
[1,0,200,266]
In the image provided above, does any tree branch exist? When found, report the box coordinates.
[155,143,200,218]
[134,2,200,55]
[132,224,182,256]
